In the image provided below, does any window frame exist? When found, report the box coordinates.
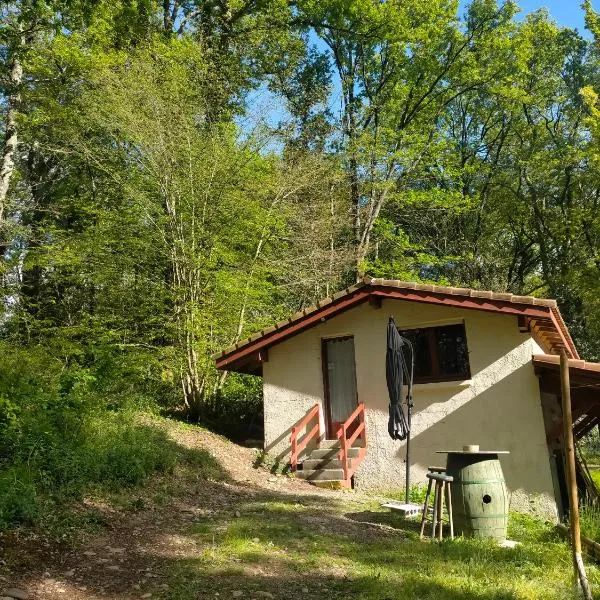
[398,322,471,384]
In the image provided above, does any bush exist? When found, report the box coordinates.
[177,372,263,442]
[0,340,223,530]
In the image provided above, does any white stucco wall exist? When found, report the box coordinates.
[262,298,557,517]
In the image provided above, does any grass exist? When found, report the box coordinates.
[581,503,600,543]
[0,412,225,535]
[2,415,595,599]
[582,469,600,541]
[158,494,594,600]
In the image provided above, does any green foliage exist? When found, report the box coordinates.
[0,341,223,529]
[3,0,600,538]
[580,502,600,542]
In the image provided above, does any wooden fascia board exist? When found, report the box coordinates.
[548,309,579,359]
[533,360,600,380]
[370,288,552,319]
[215,290,370,371]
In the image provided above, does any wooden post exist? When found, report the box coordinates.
[436,481,443,541]
[560,349,593,600]
[420,477,433,540]
[446,481,454,540]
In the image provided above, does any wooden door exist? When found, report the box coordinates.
[322,336,358,438]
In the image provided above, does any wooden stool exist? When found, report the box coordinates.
[427,465,446,473]
[419,471,454,541]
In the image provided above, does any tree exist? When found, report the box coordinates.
[296,0,517,278]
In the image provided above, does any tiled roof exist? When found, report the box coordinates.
[215,276,579,373]
[365,277,558,307]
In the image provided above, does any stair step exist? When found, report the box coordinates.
[296,468,345,481]
[303,458,349,470]
[319,439,365,449]
[319,439,341,449]
[309,447,361,460]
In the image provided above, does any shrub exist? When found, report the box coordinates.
[0,341,224,530]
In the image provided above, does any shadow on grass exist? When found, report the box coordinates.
[2,434,580,600]
[345,509,422,533]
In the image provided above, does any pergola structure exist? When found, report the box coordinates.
[534,355,600,443]
[533,354,600,510]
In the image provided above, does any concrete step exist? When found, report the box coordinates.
[319,439,341,449]
[319,439,365,449]
[296,468,345,481]
[302,458,350,470]
[308,447,361,460]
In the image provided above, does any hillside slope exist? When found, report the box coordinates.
[0,417,585,600]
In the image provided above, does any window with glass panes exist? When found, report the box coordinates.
[398,323,470,383]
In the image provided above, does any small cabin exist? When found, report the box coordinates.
[215,277,600,518]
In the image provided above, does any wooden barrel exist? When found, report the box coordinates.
[446,452,509,541]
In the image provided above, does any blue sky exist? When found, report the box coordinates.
[459,0,588,32]
[239,1,594,137]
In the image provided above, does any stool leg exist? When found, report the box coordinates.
[436,481,443,541]
[420,478,433,540]
[446,481,454,540]
[431,480,439,539]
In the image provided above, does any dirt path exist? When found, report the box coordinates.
[0,423,379,600]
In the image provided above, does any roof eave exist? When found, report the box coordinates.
[216,281,578,373]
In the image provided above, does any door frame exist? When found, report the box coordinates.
[321,335,358,438]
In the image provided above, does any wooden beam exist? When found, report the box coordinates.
[517,315,531,332]
[368,294,382,309]
[546,396,597,443]
[531,324,556,333]
[575,416,599,440]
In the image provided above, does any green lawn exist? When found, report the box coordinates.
[590,470,600,491]
[160,493,594,600]
[4,417,593,600]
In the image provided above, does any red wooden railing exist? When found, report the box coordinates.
[336,402,366,482]
[290,404,321,471]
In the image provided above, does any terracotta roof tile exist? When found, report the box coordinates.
[470,290,493,299]
[493,292,513,301]
[449,287,471,295]
[511,295,535,305]
[215,278,579,367]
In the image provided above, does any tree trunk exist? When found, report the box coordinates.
[0,51,23,231]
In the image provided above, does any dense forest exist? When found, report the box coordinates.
[3,0,600,527]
